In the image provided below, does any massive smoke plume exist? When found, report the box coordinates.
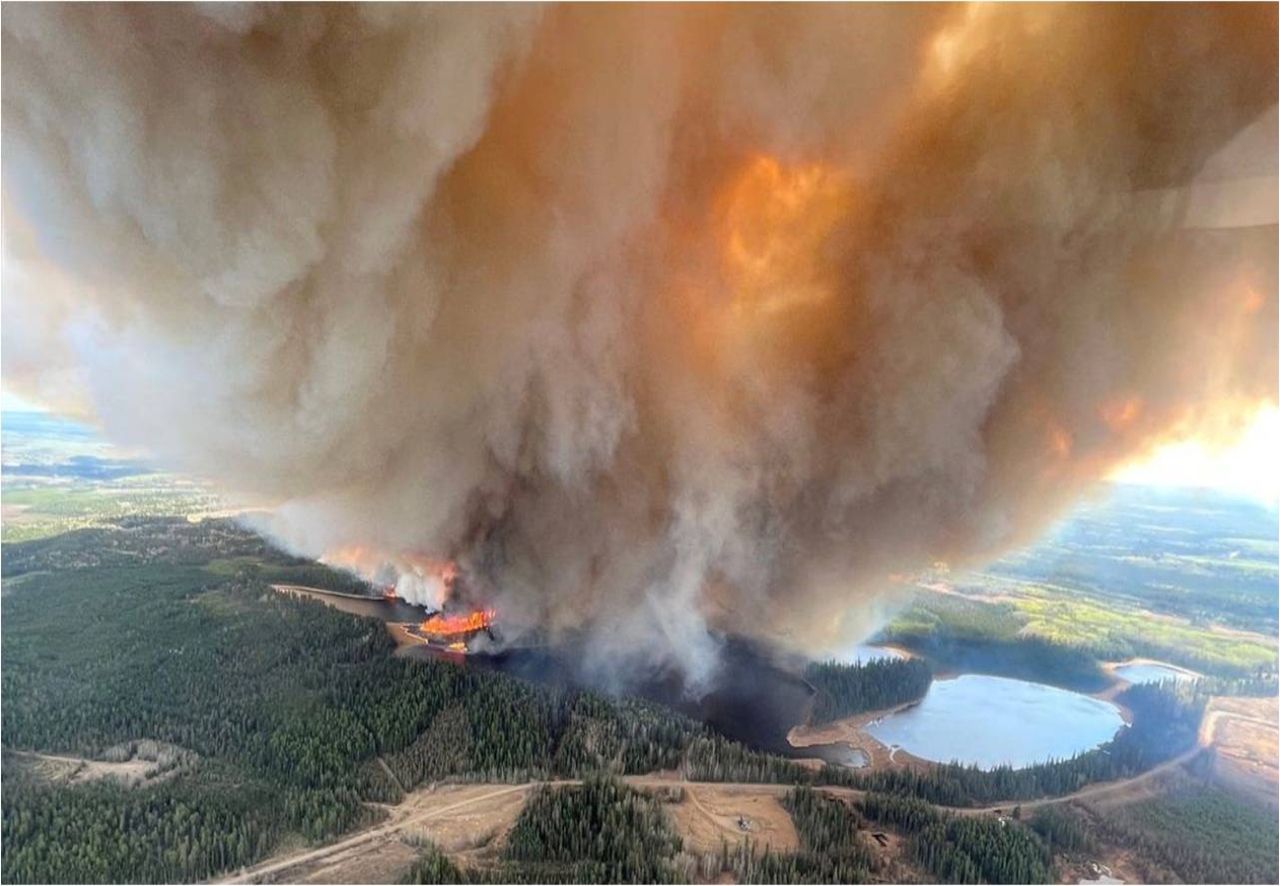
[3,4,1276,688]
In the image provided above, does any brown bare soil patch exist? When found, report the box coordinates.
[662,784,799,857]
[221,782,546,885]
[287,839,419,885]
[20,753,158,786]
[9,740,194,788]
[787,704,929,770]
[1,503,33,522]
[1055,850,1144,886]
[1202,696,1278,806]
[402,784,529,855]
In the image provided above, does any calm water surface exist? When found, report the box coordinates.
[1114,662,1196,684]
[865,674,1124,769]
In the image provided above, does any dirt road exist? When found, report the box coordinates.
[214,781,575,884]
[954,696,1272,816]
[955,746,1206,816]
[216,763,1195,884]
[218,698,1267,884]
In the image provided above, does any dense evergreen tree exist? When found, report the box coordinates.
[0,519,799,883]
[736,788,875,884]
[504,776,682,883]
[1027,806,1094,854]
[1037,786,1280,885]
[404,776,685,884]
[5,517,1268,885]
[805,658,932,725]
[859,792,1052,884]
[0,763,288,884]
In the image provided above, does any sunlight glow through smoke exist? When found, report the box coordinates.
[1110,406,1280,505]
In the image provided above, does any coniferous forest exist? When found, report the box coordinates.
[859,792,1052,883]
[0,520,735,882]
[805,657,933,724]
[3,518,1277,885]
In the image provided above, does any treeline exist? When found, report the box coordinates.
[4,518,1244,884]
[888,562,1276,681]
[0,763,288,884]
[403,784,882,886]
[860,792,1052,883]
[1027,806,1094,854]
[731,787,875,884]
[506,777,682,883]
[1198,672,1279,698]
[683,735,816,785]
[850,681,1205,806]
[1030,784,1278,884]
[805,658,932,725]
[0,520,810,883]
[263,562,374,595]
[879,596,1108,692]
[1101,786,1279,884]
[404,777,683,884]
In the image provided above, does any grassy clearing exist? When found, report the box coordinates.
[1,478,218,542]
[897,587,1276,678]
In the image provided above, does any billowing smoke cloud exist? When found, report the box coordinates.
[3,4,1276,689]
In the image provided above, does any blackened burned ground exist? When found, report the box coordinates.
[449,637,823,760]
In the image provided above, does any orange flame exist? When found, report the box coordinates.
[420,608,495,637]
[717,154,849,316]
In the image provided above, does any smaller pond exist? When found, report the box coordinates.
[1114,662,1197,685]
[864,674,1124,769]
[802,744,870,768]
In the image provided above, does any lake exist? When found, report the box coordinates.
[865,674,1124,769]
[1114,662,1197,684]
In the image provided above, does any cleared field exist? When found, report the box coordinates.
[263,783,531,884]
[8,751,160,787]
[6,741,195,789]
[286,840,419,885]
[1202,696,1279,807]
[217,782,553,885]
[664,783,800,857]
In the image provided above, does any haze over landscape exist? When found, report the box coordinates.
[1,4,1277,886]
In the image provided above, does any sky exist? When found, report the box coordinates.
[1109,405,1280,506]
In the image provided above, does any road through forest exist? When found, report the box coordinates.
[215,700,1250,884]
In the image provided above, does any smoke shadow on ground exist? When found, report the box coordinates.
[333,593,863,766]
[403,632,866,767]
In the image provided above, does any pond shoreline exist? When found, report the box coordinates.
[787,699,930,771]
[794,672,1132,772]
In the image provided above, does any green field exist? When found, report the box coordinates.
[883,485,1279,679]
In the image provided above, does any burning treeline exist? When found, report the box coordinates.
[2,5,1276,687]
